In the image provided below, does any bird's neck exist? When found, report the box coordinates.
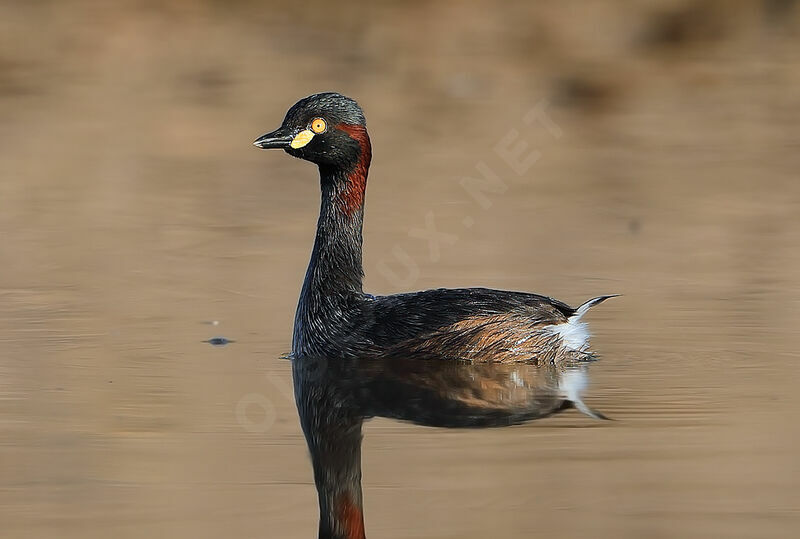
[303,171,367,296]
[293,127,371,354]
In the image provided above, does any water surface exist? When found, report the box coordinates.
[1,1,799,537]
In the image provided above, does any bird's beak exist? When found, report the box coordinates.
[253,127,295,149]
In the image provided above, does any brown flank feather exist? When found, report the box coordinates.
[382,312,587,364]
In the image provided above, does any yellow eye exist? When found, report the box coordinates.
[310,118,327,134]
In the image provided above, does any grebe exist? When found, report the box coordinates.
[254,92,615,363]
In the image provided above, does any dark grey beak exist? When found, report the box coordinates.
[253,127,294,149]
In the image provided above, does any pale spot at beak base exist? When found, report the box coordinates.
[290,129,315,149]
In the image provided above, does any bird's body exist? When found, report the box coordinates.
[255,92,615,364]
[295,285,614,364]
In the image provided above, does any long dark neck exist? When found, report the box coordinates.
[293,126,371,355]
[304,171,366,293]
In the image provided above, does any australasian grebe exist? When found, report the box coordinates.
[254,92,616,363]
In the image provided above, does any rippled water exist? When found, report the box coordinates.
[1,1,799,538]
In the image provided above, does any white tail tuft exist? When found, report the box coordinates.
[547,318,590,351]
[545,295,618,352]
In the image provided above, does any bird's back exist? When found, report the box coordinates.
[356,287,601,363]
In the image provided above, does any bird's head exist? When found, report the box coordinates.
[253,92,370,172]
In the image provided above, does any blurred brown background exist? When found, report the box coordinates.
[1,1,799,538]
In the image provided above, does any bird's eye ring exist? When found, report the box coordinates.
[310,118,327,134]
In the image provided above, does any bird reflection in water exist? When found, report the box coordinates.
[292,355,607,539]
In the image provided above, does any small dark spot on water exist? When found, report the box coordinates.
[553,74,617,112]
[629,218,641,234]
[205,336,235,346]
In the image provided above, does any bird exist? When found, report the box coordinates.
[254,92,616,364]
